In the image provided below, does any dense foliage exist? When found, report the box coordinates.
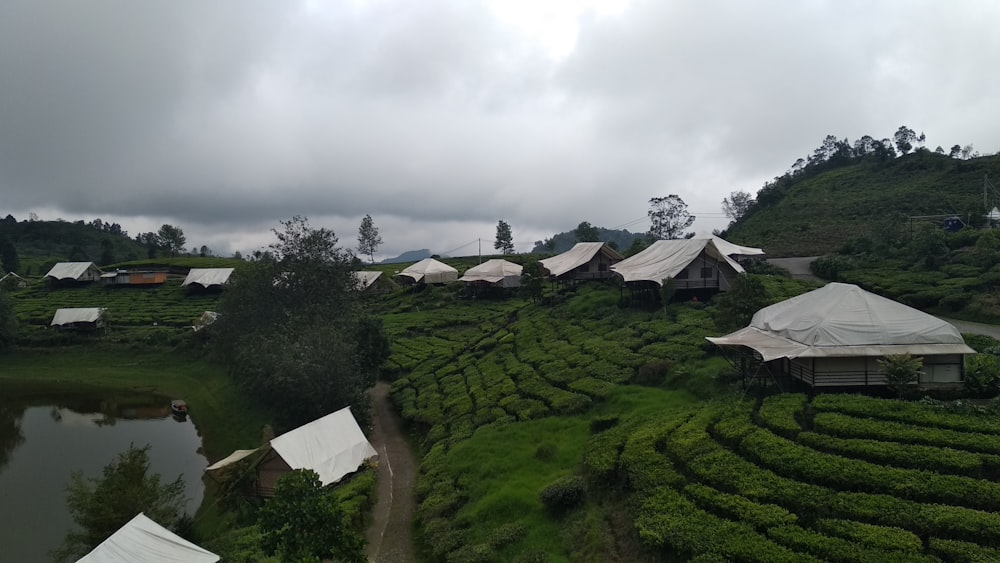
[258,469,365,563]
[213,217,389,427]
[54,444,185,562]
[0,288,15,350]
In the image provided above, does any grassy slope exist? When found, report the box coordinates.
[728,152,1000,256]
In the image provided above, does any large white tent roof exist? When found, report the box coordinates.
[539,242,623,277]
[611,237,754,286]
[269,406,377,486]
[181,268,234,288]
[395,258,457,284]
[707,283,975,361]
[76,513,219,563]
[353,270,383,290]
[51,307,104,326]
[45,262,100,280]
[460,259,522,287]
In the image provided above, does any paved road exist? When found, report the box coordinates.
[365,382,417,563]
[766,256,824,282]
[942,318,1000,340]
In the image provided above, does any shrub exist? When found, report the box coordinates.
[965,354,1000,398]
[539,475,586,515]
[635,359,671,385]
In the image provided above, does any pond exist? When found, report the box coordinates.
[0,387,207,562]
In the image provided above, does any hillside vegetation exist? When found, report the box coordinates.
[727,150,1000,257]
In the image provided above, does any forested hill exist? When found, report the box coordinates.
[531,226,646,254]
[725,150,1000,257]
[0,216,146,274]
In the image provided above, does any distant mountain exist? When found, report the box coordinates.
[530,228,647,254]
[381,248,432,264]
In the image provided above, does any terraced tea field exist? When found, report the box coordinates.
[593,393,1000,561]
[11,279,221,327]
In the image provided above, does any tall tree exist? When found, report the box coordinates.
[721,191,755,223]
[494,219,514,254]
[356,214,382,264]
[259,469,365,563]
[53,444,185,562]
[98,239,115,266]
[156,224,186,256]
[213,216,389,427]
[893,125,917,155]
[519,260,546,302]
[0,289,16,351]
[0,238,19,274]
[573,221,600,242]
[648,194,695,240]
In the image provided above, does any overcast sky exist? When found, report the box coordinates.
[3,0,999,259]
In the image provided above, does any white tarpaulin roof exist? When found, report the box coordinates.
[45,262,100,280]
[181,268,234,288]
[205,448,261,471]
[269,406,378,486]
[51,307,105,326]
[707,282,976,360]
[539,243,623,277]
[704,235,765,258]
[611,237,750,286]
[76,513,219,563]
[460,259,523,287]
[353,271,383,290]
[395,258,457,284]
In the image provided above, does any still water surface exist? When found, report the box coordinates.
[0,389,207,562]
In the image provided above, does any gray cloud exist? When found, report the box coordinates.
[3,0,1000,259]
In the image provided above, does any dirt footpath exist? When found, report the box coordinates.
[766,256,824,282]
[365,382,418,563]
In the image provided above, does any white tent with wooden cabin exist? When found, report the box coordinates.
[611,236,763,291]
[206,406,377,497]
[706,283,975,389]
[394,258,457,285]
[181,268,234,289]
[75,512,219,563]
[459,259,523,288]
[539,242,623,281]
[45,262,102,282]
[51,307,106,330]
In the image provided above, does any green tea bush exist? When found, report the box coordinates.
[813,519,922,554]
[539,475,586,515]
[965,354,1000,398]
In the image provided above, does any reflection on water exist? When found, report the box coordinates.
[0,387,206,562]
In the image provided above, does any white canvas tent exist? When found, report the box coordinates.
[51,307,106,329]
[539,242,623,280]
[459,259,523,288]
[45,262,102,282]
[395,258,457,285]
[353,270,383,291]
[707,283,975,388]
[207,406,377,495]
[611,236,760,289]
[76,512,219,563]
[181,268,234,289]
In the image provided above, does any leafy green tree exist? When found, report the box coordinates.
[878,354,922,399]
[0,289,16,351]
[494,219,514,254]
[573,221,600,242]
[624,237,648,257]
[712,275,767,332]
[520,259,546,302]
[213,216,389,427]
[156,224,186,256]
[0,237,18,274]
[99,239,115,266]
[721,191,755,223]
[893,125,916,155]
[259,469,365,563]
[648,194,695,240]
[53,444,185,562]
[356,214,382,264]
